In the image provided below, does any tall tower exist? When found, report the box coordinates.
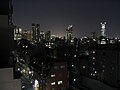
[32,23,40,43]
[100,22,106,37]
[66,25,73,41]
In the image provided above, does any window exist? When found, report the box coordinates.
[83,66,86,69]
[51,74,55,78]
[73,79,76,82]
[93,57,95,59]
[93,51,95,54]
[93,62,95,65]
[74,55,77,57]
[51,82,55,85]
[93,74,95,76]
[58,81,63,85]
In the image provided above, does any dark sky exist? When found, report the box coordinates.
[13,0,120,38]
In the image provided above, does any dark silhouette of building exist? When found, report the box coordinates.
[88,44,120,87]
[32,23,40,43]
[0,0,14,68]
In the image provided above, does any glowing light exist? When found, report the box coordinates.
[18,68,20,71]
[72,64,74,67]
[58,81,63,85]
[51,82,56,85]
[34,80,39,88]
[73,79,76,81]
[95,71,97,73]
[26,46,28,48]
[83,66,86,69]
[51,74,55,77]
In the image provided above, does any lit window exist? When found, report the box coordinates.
[73,79,76,81]
[95,71,97,74]
[93,51,95,53]
[51,74,55,77]
[29,71,32,74]
[93,57,95,59]
[19,28,22,33]
[26,46,28,48]
[93,68,95,70]
[91,73,93,76]
[58,81,63,85]
[83,66,86,69]
[101,41,106,44]
[16,28,18,33]
[74,55,77,57]
[23,46,25,48]
[93,62,95,65]
[34,79,39,88]
[17,68,20,71]
[72,64,74,67]
[93,74,95,76]
[51,82,56,85]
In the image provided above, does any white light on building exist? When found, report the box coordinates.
[73,79,76,82]
[72,64,74,67]
[83,66,86,69]
[29,71,32,74]
[74,55,77,57]
[34,79,39,88]
[17,68,20,71]
[93,51,95,53]
[51,74,55,77]
[93,74,95,76]
[58,81,63,85]
[93,57,95,59]
[95,71,97,74]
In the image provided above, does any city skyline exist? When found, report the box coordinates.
[13,0,120,37]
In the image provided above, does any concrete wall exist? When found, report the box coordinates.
[0,68,21,90]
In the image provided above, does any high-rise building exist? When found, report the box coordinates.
[40,31,45,41]
[32,23,40,43]
[66,25,73,41]
[45,31,51,41]
[14,26,22,41]
[100,22,106,37]
[88,44,120,87]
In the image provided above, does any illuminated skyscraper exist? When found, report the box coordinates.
[66,25,73,41]
[14,26,22,41]
[100,22,107,44]
[32,23,40,43]
[100,22,106,37]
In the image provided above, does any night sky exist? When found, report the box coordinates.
[13,0,120,38]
